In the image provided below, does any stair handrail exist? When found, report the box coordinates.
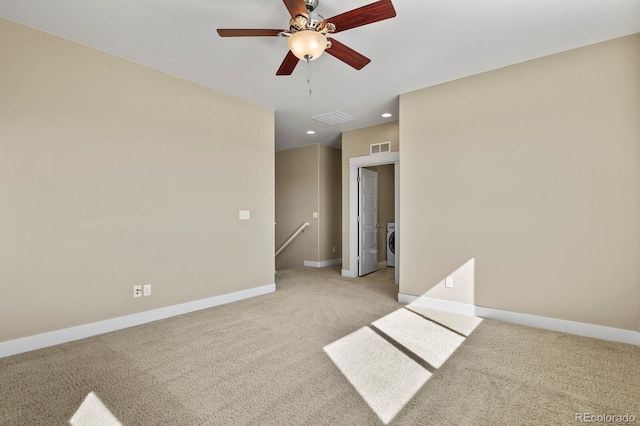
[275,222,310,257]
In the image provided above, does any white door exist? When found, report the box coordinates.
[358,168,378,276]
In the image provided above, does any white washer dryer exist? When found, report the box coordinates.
[387,223,395,267]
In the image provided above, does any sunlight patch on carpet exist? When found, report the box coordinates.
[70,392,122,426]
[372,309,465,368]
[324,327,431,424]
[404,306,483,337]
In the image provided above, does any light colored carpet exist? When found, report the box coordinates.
[0,265,638,425]
[324,327,431,424]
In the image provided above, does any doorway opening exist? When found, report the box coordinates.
[344,151,399,284]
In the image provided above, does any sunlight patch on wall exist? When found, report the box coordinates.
[324,327,431,424]
[70,392,122,426]
[421,258,476,305]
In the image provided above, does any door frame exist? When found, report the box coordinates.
[345,151,399,284]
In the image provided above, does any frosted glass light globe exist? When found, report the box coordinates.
[288,31,327,61]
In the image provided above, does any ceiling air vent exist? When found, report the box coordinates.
[311,111,357,126]
[370,142,391,155]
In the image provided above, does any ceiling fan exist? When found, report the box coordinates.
[217,0,396,75]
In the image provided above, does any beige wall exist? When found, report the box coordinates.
[341,122,399,271]
[366,165,395,262]
[400,34,640,331]
[0,19,275,342]
[275,144,342,270]
[275,145,319,270]
[318,145,342,262]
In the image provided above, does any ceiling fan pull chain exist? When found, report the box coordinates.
[307,57,312,95]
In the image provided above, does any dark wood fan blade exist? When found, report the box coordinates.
[323,0,396,33]
[325,38,371,70]
[276,51,300,75]
[217,29,282,37]
[283,0,308,18]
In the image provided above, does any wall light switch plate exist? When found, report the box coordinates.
[239,210,250,220]
[313,212,318,218]
[143,284,151,296]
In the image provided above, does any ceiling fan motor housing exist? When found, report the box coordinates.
[289,13,330,34]
[288,0,331,34]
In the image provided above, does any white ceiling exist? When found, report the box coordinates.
[1,0,639,151]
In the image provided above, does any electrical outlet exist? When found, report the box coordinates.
[133,285,142,298]
[143,284,151,296]
[445,277,453,288]
[332,246,336,253]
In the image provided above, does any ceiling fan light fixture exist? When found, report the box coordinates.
[288,30,327,61]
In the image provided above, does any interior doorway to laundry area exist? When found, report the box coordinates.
[346,151,399,284]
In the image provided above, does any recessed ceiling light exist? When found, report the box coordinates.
[381,113,393,118]
[307,130,316,135]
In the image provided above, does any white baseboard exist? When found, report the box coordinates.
[304,258,342,268]
[398,294,477,316]
[398,293,640,347]
[0,283,276,358]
